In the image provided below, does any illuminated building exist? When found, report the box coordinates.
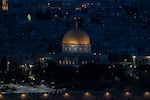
[2,0,8,11]
[45,25,108,67]
[136,56,150,65]
[62,28,91,53]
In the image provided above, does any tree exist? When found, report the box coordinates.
[0,56,7,73]
[55,10,62,18]
[43,9,52,20]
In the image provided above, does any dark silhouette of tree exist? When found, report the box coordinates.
[0,56,7,73]
[35,9,52,20]
[35,10,42,19]
[55,10,62,18]
[65,20,70,27]
[46,61,57,75]
[4,66,30,83]
[33,62,44,78]
[90,13,95,23]
[47,44,54,53]
[43,9,52,20]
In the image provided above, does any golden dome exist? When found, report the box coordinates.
[62,28,90,45]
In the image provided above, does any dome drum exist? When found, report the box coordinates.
[62,44,91,53]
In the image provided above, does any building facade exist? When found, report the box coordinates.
[45,27,108,67]
[136,56,150,65]
[1,0,8,11]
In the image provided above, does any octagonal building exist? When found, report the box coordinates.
[62,28,91,53]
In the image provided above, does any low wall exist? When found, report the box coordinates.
[0,91,150,100]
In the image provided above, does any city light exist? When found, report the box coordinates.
[144,91,150,97]
[27,14,32,22]
[124,91,131,97]
[64,92,70,97]
[104,91,111,98]
[0,0,150,100]
[132,56,136,65]
[0,94,3,98]
[130,65,133,68]
[43,93,49,97]
[2,0,8,11]
[84,92,90,96]
[20,93,27,98]
[48,3,50,6]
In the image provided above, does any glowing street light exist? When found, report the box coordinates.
[124,91,131,97]
[43,93,49,97]
[20,93,27,99]
[104,91,111,98]
[63,92,70,98]
[105,91,111,96]
[144,91,150,97]
[0,94,3,98]
[132,56,136,65]
[64,92,69,96]
[84,92,90,96]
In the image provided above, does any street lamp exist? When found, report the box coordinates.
[63,92,70,98]
[0,94,3,98]
[20,93,27,99]
[132,56,136,65]
[84,92,90,96]
[43,93,49,97]
[124,91,131,97]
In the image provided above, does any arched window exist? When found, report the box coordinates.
[72,61,75,64]
[59,60,62,64]
[66,60,68,64]
[69,48,71,51]
[80,48,82,51]
[69,61,71,64]
[74,48,77,51]
[82,61,84,65]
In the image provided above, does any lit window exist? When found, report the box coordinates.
[69,61,71,64]
[63,61,65,64]
[65,48,67,51]
[74,48,77,51]
[92,60,94,63]
[82,61,84,65]
[69,48,71,51]
[84,92,90,96]
[72,61,75,64]
[66,60,68,64]
[80,48,82,51]
[85,61,87,64]
[59,60,62,64]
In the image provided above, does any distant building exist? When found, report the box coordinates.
[136,56,150,65]
[122,0,135,8]
[1,0,8,11]
[45,25,108,67]
[135,0,150,14]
